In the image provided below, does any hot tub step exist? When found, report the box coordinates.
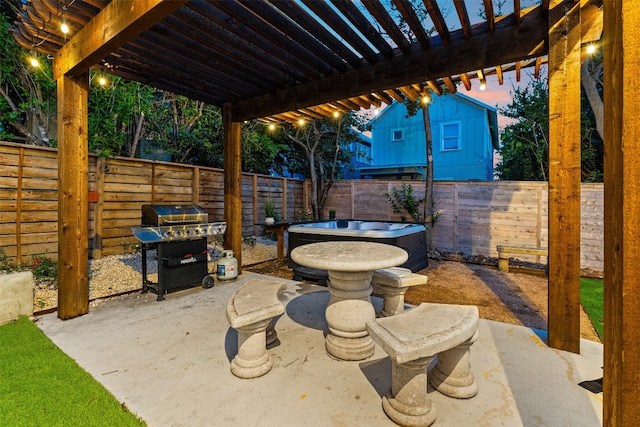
[292,266,328,286]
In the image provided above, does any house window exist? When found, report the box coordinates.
[441,122,461,151]
[392,129,404,141]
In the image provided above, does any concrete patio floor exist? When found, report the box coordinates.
[34,272,603,426]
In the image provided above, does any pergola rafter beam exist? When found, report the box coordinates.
[233,5,549,121]
[53,0,188,79]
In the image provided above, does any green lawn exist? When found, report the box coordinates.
[581,277,604,339]
[0,316,146,427]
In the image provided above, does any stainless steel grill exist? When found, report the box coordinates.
[131,204,226,300]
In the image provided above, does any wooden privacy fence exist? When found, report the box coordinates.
[0,142,306,262]
[1,141,603,271]
[322,180,603,272]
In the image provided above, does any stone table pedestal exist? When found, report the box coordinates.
[290,241,408,361]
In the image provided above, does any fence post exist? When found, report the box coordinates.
[192,166,200,205]
[92,157,106,259]
[282,178,288,220]
[16,147,24,264]
[252,175,258,235]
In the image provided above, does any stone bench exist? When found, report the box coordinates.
[226,279,288,379]
[497,245,548,273]
[371,267,427,317]
[366,303,479,427]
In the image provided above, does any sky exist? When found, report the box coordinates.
[463,65,546,130]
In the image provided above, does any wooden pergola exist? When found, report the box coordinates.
[13,1,639,423]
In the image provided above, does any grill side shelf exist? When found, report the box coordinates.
[131,222,227,244]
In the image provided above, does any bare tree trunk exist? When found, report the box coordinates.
[581,57,604,140]
[0,85,46,145]
[422,103,434,251]
[129,112,145,157]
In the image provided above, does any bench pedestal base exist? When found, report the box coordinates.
[429,331,479,398]
[383,357,437,427]
[231,319,273,379]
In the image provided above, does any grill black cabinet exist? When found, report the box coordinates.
[132,204,225,301]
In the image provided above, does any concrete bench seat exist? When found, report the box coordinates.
[366,303,479,427]
[497,245,548,273]
[371,267,427,317]
[226,279,287,379]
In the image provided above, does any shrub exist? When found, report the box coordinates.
[384,183,424,222]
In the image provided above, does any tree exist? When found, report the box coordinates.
[496,77,603,182]
[88,73,154,157]
[496,79,549,181]
[142,92,284,174]
[0,9,56,145]
[404,94,435,248]
[280,113,365,219]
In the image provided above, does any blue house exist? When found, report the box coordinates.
[359,93,499,181]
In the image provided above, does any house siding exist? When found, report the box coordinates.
[366,94,496,181]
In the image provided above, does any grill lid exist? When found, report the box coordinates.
[142,204,208,226]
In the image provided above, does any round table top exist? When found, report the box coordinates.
[290,241,408,272]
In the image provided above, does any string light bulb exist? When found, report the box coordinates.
[333,111,340,119]
[268,124,275,131]
[298,118,305,126]
[61,19,69,34]
[422,93,431,104]
[479,77,487,91]
[29,53,39,67]
[586,44,597,55]
[98,75,107,86]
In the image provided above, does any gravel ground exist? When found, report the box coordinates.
[32,237,278,312]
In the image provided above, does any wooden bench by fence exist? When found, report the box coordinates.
[497,245,548,273]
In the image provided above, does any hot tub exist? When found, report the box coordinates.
[287,220,428,282]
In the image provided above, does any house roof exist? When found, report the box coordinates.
[12,1,602,125]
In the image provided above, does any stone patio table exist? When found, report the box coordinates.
[290,241,408,360]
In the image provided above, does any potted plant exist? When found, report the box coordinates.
[264,198,277,225]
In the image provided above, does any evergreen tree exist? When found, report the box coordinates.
[496,78,603,182]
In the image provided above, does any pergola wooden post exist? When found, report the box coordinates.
[222,103,243,271]
[547,2,582,353]
[603,3,640,424]
[56,72,90,320]
[52,0,189,319]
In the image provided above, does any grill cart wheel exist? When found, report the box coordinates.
[202,274,215,289]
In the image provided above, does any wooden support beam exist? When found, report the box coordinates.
[453,0,472,39]
[459,73,472,90]
[53,0,187,80]
[443,76,457,93]
[398,85,420,102]
[57,71,89,320]
[495,65,504,85]
[222,103,243,272]
[603,3,640,425]
[426,81,442,96]
[547,1,581,353]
